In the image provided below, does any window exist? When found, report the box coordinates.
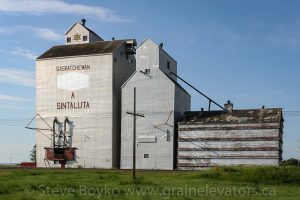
[167,61,170,70]
[166,130,171,141]
[67,37,71,43]
[145,69,150,74]
[144,154,149,158]
[83,36,88,41]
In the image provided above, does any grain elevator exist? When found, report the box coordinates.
[35,20,136,168]
[121,39,191,170]
[34,20,283,170]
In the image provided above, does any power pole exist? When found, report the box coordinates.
[126,87,144,180]
[298,139,300,167]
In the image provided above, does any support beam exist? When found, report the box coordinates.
[171,72,224,110]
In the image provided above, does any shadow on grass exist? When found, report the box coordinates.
[119,176,156,186]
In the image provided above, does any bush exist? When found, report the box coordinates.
[281,158,300,166]
[198,166,300,185]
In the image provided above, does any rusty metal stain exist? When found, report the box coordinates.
[44,147,76,161]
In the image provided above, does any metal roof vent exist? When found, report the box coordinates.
[81,19,86,26]
[224,100,233,112]
[159,43,163,48]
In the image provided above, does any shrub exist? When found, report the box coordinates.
[281,158,300,166]
[198,166,300,185]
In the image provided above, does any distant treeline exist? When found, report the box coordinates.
[281,158,300,166]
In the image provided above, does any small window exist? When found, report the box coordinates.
[145,69,150,74]
[167,61,170,70]
[67,37,71,43]
[166,130,171,141]
[144,154,149,158]
[83,36,88,41]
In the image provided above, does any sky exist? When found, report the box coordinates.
[0,0,299,163]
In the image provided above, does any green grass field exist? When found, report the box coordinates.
[0,166,300,200]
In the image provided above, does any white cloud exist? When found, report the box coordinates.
[33,27,62,40]
[0,0,128,22]
[0,94,33,101]
[0,94,23,101]
[11,48,36,61]
[0,105,28,109]
[0,68,35,87]
[0,25,62,41]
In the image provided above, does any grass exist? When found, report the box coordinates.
[197,166,300,185]
[0,166,299,199]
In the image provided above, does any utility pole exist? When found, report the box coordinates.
[126,87,144,180]
[298,139,300,167]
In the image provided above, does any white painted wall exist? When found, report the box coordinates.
[121,38,190,170]
[159,46,177,81]
[137,38,177,80]
[179,129,280,139]
[36,42,135,168]
[178,140,280,149]
[65,23,103,45]
[177,158,279,169]
[36,54,113,168]
[112,45,136,168]
[121,69,176,170]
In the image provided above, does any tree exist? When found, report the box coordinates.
[30,145,36,162]
[281,158,299,166]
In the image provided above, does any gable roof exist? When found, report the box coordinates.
[37,40,130,59]
[121,69,190,97]
[65,22,102,40]
[137,38,176,63]
[179,108,283,125]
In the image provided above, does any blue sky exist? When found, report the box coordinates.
[0,0,299,163]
